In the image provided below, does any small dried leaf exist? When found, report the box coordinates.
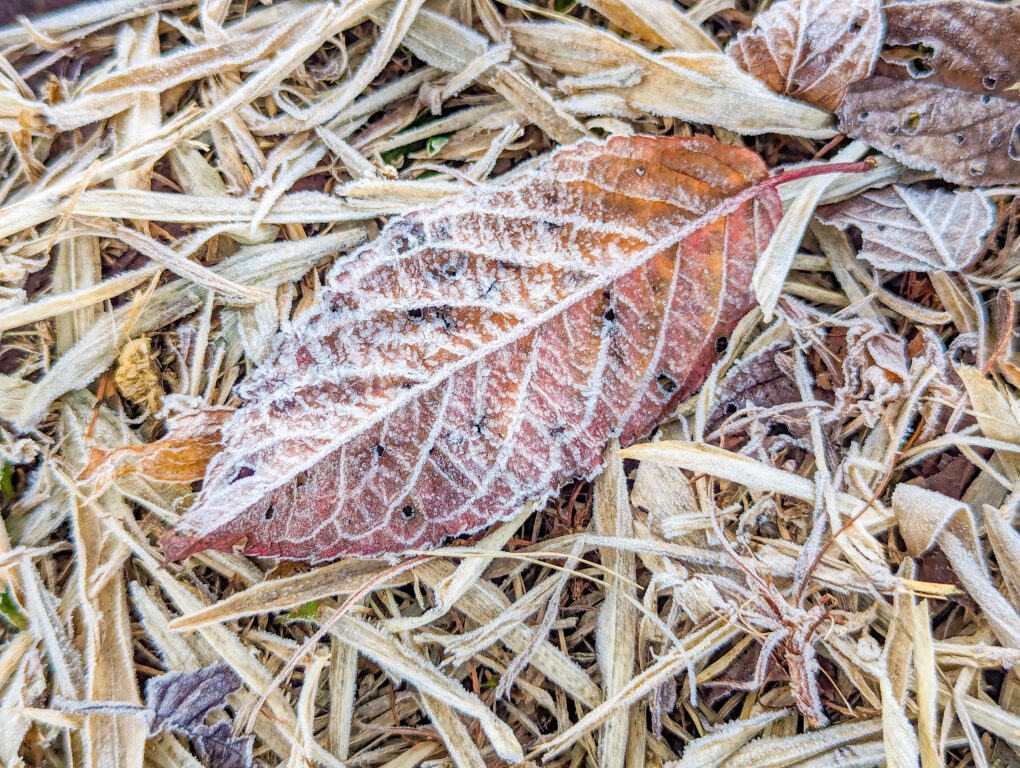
[817,184,996,271]
[192,722,256,768]
[78,407,231,490]
[145,663,241,736]
[165,135,783,562]
[837,0,1020,185]
[728,0,884,111]
[113,337,163,412]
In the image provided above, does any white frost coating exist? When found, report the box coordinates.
[169,134,778,561]
[818,184,996,272]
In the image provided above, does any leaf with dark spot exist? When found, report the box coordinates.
[837,0,1020,185]
[160,135,786,563]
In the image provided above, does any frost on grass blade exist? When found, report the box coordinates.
[163,134,781,562]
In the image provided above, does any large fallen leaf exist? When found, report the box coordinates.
[162,134,785,562]
[817,184,995,271]
[727,0,884,111]
[837,0,1020,185]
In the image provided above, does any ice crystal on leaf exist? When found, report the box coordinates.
[163,135,782,562]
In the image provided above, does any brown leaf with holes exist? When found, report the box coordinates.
[817,184,996,271]
[838,0,1020,185]
[161,135,790,563]
[727,0,884,112]
[78,407,231,490]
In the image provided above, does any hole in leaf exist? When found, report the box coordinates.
[603,307,616,323]
[443,262,459,279]
[656,372,677,395]
[989,132,1003,149]
[634,167,645,176]
[407,308,424,321]
[1009,123,1020,160]
[231,466,255,484]
[902,111,921,133]
[859,111,870,120]
[906,45,936,78]
[550,424,567,436]
[876,224,887,232]
[724,403,738,416]
[714,336,728,354]
[294,472,308,488]
[886,125,898,135]
[264,505,275,521]
[848,20,862,33]
[790,80,801,92]
[982,94,992,105]
[969,160,987,176]
[893,142,902,152]
[983,75,997,90]
[401,504,417,520]
[953,133,966,146]
[375,443,385,457]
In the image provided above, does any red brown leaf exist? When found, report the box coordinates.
[163,135,783,562]
[727,0,884,112]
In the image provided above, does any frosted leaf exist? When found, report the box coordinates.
[817,184,995,272]
[164,135,780,562]
[837,0,1020,185]
[728,0,884,112]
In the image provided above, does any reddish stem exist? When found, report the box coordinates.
[766,158,878,188]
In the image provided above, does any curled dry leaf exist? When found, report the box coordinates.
[817,184,996,271]
[727,0,884,112]
[163,134,783,562]
[78,406,231,490]
[838,0,1020,185]
[113,337,163,412]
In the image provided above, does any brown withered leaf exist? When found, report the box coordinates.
[817,184,995,271]
[727,0,884,112]
[113,337,163,412]
[162,135,784,562]
[838,0,1020,185]
[79,406,231,490]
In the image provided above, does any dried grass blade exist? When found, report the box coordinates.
[420,693,488,768]
[752,141,869,320]
[911,599,941,768]
[384,505,531,632]
[414,559,604,709]
[326,612,524,763]
[576,0,718,51]
[723,718,884,768]
[168,558,407,630]
[536,619,736,759]
[10,229,363,430]
[0,266,160,334]
[594,445,637,768]
[509,22,835,138]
